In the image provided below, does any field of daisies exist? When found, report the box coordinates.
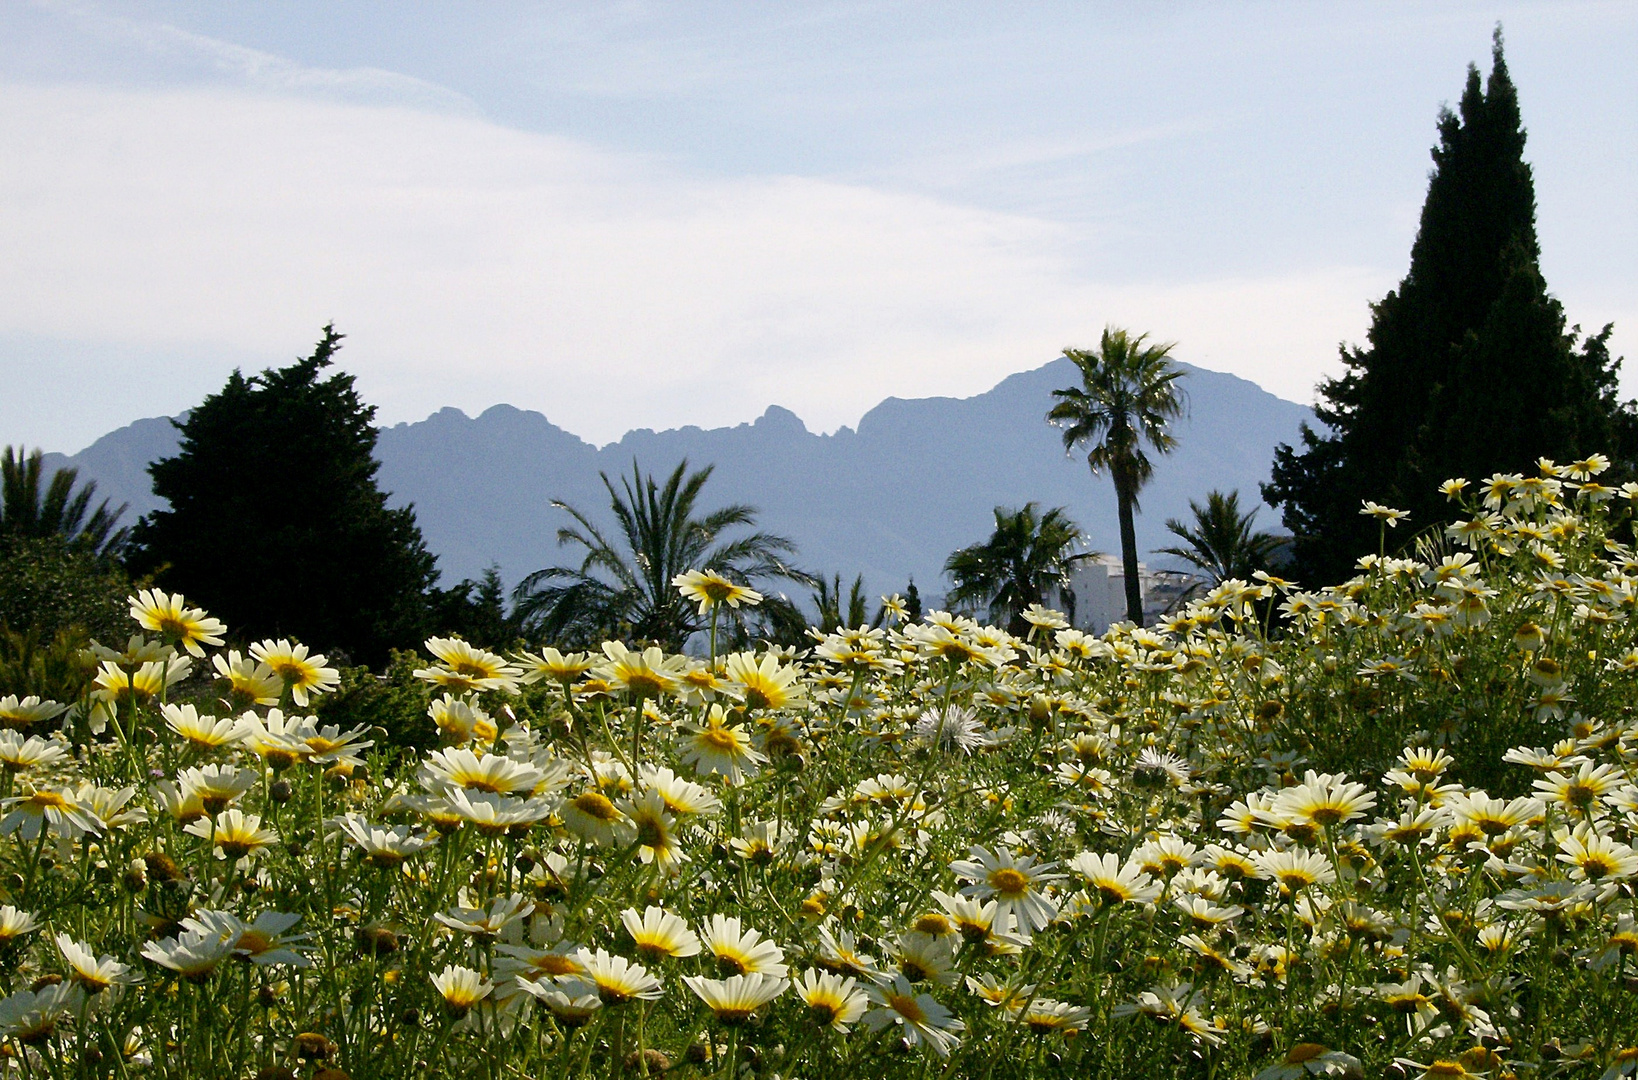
[0,462,1636,1080]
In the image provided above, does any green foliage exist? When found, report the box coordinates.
[1265,30,1633,585]
[512,460,809,651]
[0,535,132,644]
[430,566,523,650]
[1,446,129,558]
[0,448,135,701]
[130,326,441,668]
[1048,327,1185,625]
[0,623,99,703]
[945,503,1090,636]
[810,572,882,633]
[903,577,924,622]
[1157,490,1284,587]
[313,650,436,751]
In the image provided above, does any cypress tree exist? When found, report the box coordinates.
[1264,28,1630,585]
[131,326,439,666]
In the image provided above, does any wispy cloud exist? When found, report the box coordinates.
[28,0,480,113]
[0,77,1376,452]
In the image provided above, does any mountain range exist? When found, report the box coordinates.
[41,358,1315,602]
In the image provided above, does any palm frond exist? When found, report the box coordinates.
[513,459,807,650]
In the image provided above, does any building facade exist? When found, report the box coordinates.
[1057,554,1200,632]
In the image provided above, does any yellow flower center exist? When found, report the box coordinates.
[715,952,750,977]
[1097,884,1130,906]
[699,728,740,753]
[634,939,673,961]
[236,931,272,954]
[1286,1043,1326,1063]
[901,957,937,983]
[1581,854,1617,880]
[988,868,1030,896]
[887,992,928,1025]
[1310,805,1345,826]
[572,791,619,823]
[913,913,952,936]
[623,673,669,697]
[27,791,68,810]
[635,814,668,849]
[534,954,581,977]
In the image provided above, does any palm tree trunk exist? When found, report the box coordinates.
[1115,477,1144,626]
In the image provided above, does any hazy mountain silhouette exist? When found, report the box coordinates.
[42,358,1312,600]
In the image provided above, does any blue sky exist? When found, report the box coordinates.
[2,1,1633,452]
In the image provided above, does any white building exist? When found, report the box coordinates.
[1056,554,1201,633]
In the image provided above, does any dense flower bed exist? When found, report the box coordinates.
[0,459,1636,1079]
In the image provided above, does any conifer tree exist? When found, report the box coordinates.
[1264,29,1630,585]
[130,326,440,666]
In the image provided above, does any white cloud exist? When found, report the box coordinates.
[0,79,1378,450]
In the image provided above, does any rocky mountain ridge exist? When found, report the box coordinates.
[41,358,1315,599]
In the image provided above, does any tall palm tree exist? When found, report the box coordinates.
[1157,490,1284,587]
[0,447,128,558]
[512,460,808,651]
[944,503,1092,636]
[1048,328,1185,626]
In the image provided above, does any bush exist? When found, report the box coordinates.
[313,650,437,751]
[0,535,130,643]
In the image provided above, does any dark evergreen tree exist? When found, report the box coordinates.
[130,326,440,666]
[903,579,924,623]
[430,566,523,650]
[1264,29,1630,585]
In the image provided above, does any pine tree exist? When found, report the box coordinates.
[1264,29,1630,585]
[903,579,923,623]
[130,326,440,666]
[430,566,522,650]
